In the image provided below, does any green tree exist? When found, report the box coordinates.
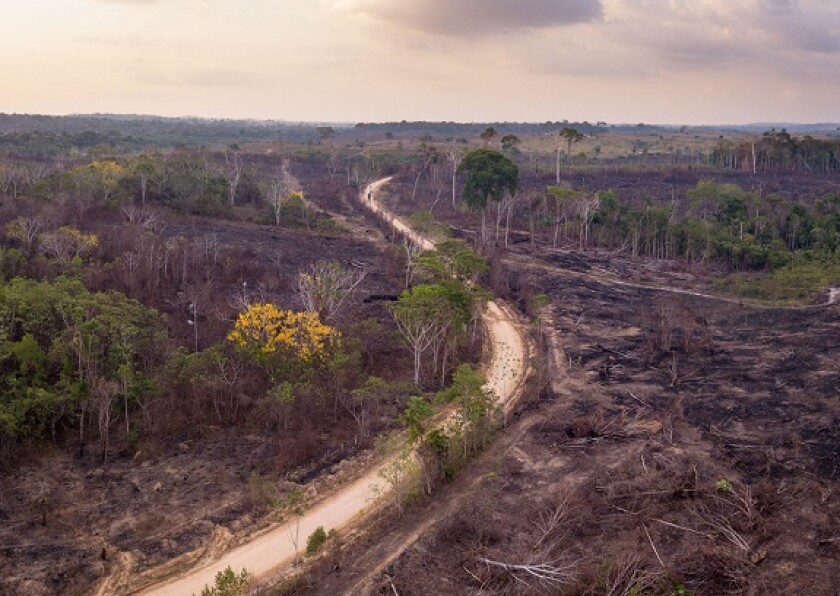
[480,127,498,146]
[400,395,434,442]
[500,134,521,153]
[0,277,165,460]
[388,284,454,387]
[457,149,519,244]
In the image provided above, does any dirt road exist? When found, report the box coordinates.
[132,179,527,595]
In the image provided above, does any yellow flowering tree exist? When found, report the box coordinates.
[227,304,340,378]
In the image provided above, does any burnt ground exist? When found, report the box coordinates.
[0,213,413,595]
[284,251,840,595]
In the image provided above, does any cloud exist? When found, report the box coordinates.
[342,0,603,37]
[760,0,798,16]
[601,0,840,73]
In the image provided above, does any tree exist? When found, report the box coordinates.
[228,304,339,366]
[480,127,498,146]
[296,260,367,322]
[317,126,335,143]
[64,160,129,205]
[411,144,438,204]
[0,277,165,460]
[400,395,434,442]
[222,148,245,207]
[341,376,385,442]
[438,364,495,458]
[457,149,519,245]
[266,160,295,226]
[281,488,306,565]
[560,127,584,177]
[5,216,44,254]
[38,226,98,262]
[445,147,465,208]
[92,377,118,462]
[552,127,583,183]
[429,240,489,284]
[501,134,521,153]
[133,157,156,206]
[545,186,580,248]
[575,193,600,250]
[388,285,454,386]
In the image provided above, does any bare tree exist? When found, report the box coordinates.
[266,160,295,226]
[403,238,425,288]
[296,260,367,322]
[446,148,465,208]
[5,216,45,253]
[411,146,437,204]
[552,127,584,183]
[576,193,600,250]
[92,378,118,463]
[222,148,245,207]
[121,205,164,234]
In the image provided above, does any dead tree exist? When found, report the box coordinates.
[296,260,367,322]
[222,149,245,207]
[267,160,295,226]
[446,148,465,208]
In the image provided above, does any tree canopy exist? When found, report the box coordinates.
[456,149,518,212]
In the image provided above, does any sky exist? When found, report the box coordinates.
[1,0,839,125]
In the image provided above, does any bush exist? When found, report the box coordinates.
[306,526,328,556]
[199,566,249,596]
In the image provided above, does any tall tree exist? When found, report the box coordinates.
[389,284,455,387]
[560,127,584,177]
[445,147,465,208]
[457,149,519,245]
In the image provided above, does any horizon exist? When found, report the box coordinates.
[4,111,840,131]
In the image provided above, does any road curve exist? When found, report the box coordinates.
[131,178,527,596]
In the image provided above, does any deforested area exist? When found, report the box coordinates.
[4,3,840,592]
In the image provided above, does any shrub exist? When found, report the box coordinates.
[306,526,328,556]
[199,566,249,596]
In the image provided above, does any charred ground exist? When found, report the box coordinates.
[287,248,840,595]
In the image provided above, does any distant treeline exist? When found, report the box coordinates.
[0,114,321,156]
[353,120,645,137]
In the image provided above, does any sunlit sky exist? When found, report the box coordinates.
[2,0,839,124]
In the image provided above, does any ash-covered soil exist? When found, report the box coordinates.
[292,252,840,595]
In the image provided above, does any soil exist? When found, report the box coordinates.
[287,229,840,595]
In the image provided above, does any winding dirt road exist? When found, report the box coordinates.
[131,179,527,595]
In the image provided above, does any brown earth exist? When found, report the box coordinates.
[283,248,840,595]
[0,211,412,595]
